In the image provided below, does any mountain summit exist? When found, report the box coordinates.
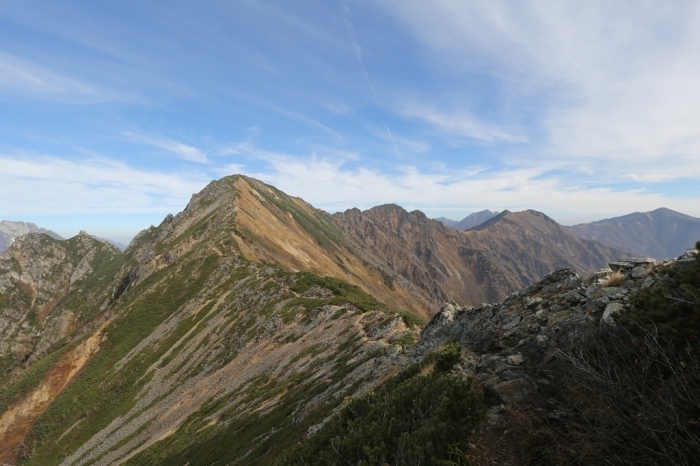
[569,208,700,259]
[0,221,63,253]
[334,205,626,307]
[435,209,499,230]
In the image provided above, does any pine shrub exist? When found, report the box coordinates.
[276,344,484,466]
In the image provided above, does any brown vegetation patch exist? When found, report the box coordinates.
[603,270,626,287]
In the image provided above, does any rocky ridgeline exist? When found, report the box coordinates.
[410,250,697,418]
[0,232,122,381]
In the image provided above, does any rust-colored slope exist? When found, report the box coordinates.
[229,177,432,319]
[332,206,628,308]
[460,209,627,299]
[126,176,431,319]
[0,328,104,464]
[332,205,492,308]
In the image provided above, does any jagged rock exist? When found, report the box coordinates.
[641,276,656,288]
[410,256,666,412]
[630,266,648,279]
[501,315,521,330]
[677,248,698,264]
[602,302,625,326]
[525,297,542,309]
[507,354,524,365]
[487,378,538,405]
[609,258,655,271]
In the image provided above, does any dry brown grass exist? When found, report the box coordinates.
[519,327,700,466]
[602,270,625,287]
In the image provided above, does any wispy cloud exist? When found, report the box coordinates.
[399,103,525,143]
[341,2,378,104]
[384,126,400,158]
[125,132,209,163]
[380,0,700,179]
[0,154,209,216]
[0,52,111,103]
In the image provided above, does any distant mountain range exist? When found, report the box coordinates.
[440,207,700,260]
[568,208,700,259]
[335,205,625,308]
[435,210,499,230]
[92,236,128,251]
[0,220,63,253]
[0,221,127,253]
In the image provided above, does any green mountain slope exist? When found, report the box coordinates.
[0,176,417,465]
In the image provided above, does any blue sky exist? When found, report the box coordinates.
[2,1,700,244]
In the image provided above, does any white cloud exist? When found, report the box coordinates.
[0,154,209,216]
[125,132,209,163]
[230,145,700,222]
[379,0,700,180]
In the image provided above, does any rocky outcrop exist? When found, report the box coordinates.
[399,251,698,463]
[409,255,675,412]
[0,232,122,384]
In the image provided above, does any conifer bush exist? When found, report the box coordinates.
[276,344,484,466]
[619,240,700,348]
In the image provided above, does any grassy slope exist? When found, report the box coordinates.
[17,246,405,465]
[3,177,420,465]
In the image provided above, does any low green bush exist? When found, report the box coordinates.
[276,343,484,466]
[620,240,700,348]
[289,272,386,312]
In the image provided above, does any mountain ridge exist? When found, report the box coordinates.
[333,204,627,307]
[0,174,646,465]
[0,221,63,254]
[435,209,499,230]
[569,207,700,259]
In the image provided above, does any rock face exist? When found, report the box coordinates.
[0,221,63,254]
[435,209,499,230]
[569,207,700,259]
[409,256,668,412]
[0,232,122,383]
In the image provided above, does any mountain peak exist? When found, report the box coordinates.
[569,208,700,259]
[435,209,500,230]
[0,220,63,254]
